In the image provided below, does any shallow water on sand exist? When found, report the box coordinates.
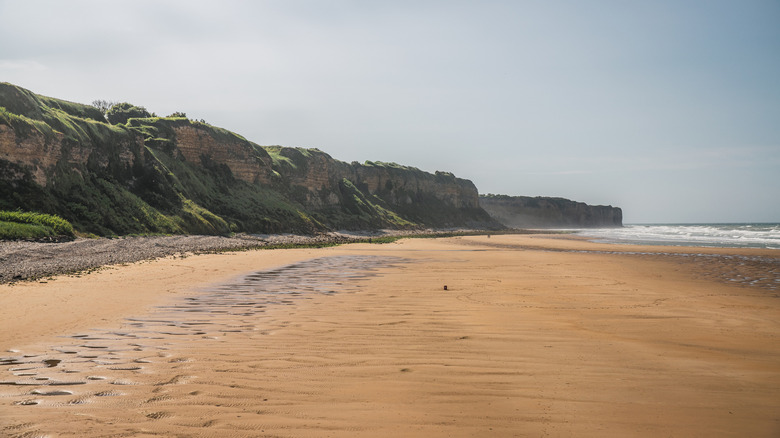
[0,255,405,415]
[462,239,780,292]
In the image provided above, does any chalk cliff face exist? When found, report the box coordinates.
[479,195,622,228]
[0,82,495,235]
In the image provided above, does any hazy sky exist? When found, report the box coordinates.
[1,0,778,223]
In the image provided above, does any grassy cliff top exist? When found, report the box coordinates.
[0,82,104,122]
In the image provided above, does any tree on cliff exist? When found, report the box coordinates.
[105,102,152,125]
[91,99,117,119]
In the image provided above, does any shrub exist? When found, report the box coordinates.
[0,221,55,240]
[106,102,152,125]
[0,210,75,237]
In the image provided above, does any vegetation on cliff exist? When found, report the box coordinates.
[0,82,497,237]
[0,210,74,240]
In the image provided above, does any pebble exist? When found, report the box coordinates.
[0,230,463,283]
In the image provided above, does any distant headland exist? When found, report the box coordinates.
[479,194,622,228]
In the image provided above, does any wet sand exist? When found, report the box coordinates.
[1,234,779,437]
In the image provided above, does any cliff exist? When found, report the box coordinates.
[0,82,497,236]
[479,195,622,228]
[265,147,487,229]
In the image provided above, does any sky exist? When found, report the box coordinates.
[1,0,778,223]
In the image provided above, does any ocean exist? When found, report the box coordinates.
[574,223,780,250]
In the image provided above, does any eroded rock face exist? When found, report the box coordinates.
[0,124,144,186]
[353,166,479,209]
[0,125,60,185]
[479,195,622,228]
[267,147,353,208]
[267,146,480,212]
[173,126,273,185]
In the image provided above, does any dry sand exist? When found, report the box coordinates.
[1,234,778,437]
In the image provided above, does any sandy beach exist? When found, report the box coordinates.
[1,234,779,437]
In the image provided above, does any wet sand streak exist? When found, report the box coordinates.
[0,255,405,436]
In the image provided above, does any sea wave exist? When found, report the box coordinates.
[575,223,780,249]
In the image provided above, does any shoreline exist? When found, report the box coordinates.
[1,234,779,437]
[1,233,777,350]
[3,227,776,285]
[0,229,509,283]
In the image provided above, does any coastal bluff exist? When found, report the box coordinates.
[479,194,622,228]
[0,82,496,235]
